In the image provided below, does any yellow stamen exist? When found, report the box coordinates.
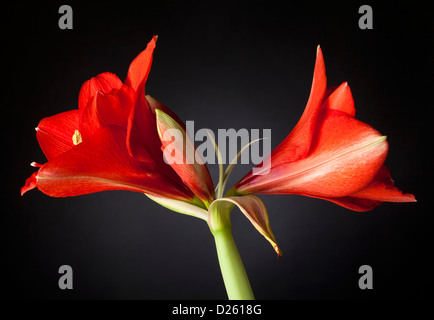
[72,130,82,145]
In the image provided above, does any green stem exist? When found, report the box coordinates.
[213,226,255,300]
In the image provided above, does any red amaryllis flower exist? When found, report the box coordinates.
[234,47,415,211]
[21,36,215,207]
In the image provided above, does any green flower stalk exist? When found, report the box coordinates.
[155,109,281,299]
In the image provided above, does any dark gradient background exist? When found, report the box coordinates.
[3,1,432,299]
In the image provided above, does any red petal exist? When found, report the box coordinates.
[238,110,388,197]
[270,46,327,165]
[79,94,102,139]
[80,84,136,140]
[78,72,123,111]
[322,82,356,116]
[324,85,339,100]
[308,166,416,212]
[96,84,135,129]
[301,194,384,212]
[124,35,157,92]
[252,166,415,212]
[126,91,159,162]
[36,110,79,160]
[293,166,415,211]
[21,172,38,195]
[35,126,194,200]
[347,165,416,202]
[78,73,124,139]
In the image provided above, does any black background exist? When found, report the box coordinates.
[2,1,432,299]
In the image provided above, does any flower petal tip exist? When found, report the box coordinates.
[154,108,166,138]
[21,172,38,196]
[274,245,283,258]
[30,162,43,168]
[404,193,417,202]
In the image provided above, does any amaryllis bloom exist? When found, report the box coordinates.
[21,36,215,207]
[233,47,416,211]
